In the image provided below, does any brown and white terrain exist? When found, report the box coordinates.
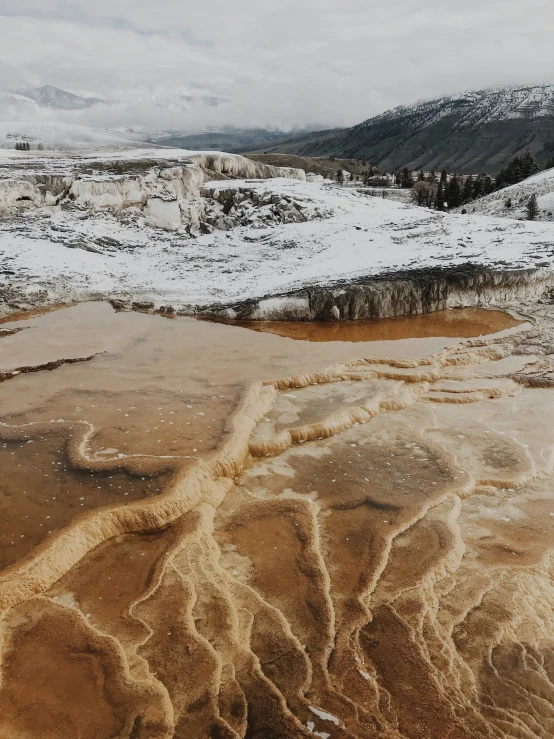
[4,145,554,738]
[3,301,554,738]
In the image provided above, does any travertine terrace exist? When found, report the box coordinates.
[5,302,554,737]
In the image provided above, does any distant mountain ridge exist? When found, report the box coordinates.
[148,127,320,153]
[0,86,308,152]
[250,84,554,174]
[0,85,234,114]
[14,85,105,111]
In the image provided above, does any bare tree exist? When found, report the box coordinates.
[411,181,437,208]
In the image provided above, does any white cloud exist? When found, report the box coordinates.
[0,0,553,130]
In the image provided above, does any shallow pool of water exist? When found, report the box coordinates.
[211,307,522,342]
[2,300,550,739]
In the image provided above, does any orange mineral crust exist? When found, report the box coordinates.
[6,302,554,738]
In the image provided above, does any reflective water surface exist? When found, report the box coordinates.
[2,302,552,739]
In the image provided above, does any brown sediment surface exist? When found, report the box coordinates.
[0,430,172,571]
[215,307,523,342]
[4,301,554,737]
[0,303,71,325]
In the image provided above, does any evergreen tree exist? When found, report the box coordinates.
[440,170,448,186]
[461,176,474,204]
[521,151,539,179]
[545,156,554,170]
[400,167,412,188]
[435,182,445,211]
[505,197,512,209]
[336,169,345,185]
[472,173,494,200]
[495,152,538,190]
[15,142,20,151]
[445,176,462,209]
[418,169,425,181]
[483,174,494,195]
[526,193,539,220]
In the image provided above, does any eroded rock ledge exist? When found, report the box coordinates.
[130,265,554,322]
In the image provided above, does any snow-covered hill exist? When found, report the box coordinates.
[2,159,554,318]
[462,167,554,222]
[0,91,40,112]
[0,122,148,150]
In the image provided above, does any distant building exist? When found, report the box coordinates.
[367,173,395,187]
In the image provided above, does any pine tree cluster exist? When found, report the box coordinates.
[495,151,539,189]
[15,142,31,151]
[448,173,495,209]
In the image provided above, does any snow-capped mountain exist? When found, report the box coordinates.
[255,84,554,174]
[1,85,233,114]
[0,85,234,117]
[0,84,322,153]
[15,85,105,111]
[0,91,41,113]
[364,84,554,130]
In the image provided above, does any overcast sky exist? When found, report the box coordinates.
[1,0,553,130]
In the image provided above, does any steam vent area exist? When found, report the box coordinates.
[11,299,554,739]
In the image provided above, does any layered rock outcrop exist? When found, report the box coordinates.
[0,150,306,231]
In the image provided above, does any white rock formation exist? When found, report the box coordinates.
[4,176,554,319]
[0,148,306,229]
[144,198,183,231]
[68,177,146,209]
